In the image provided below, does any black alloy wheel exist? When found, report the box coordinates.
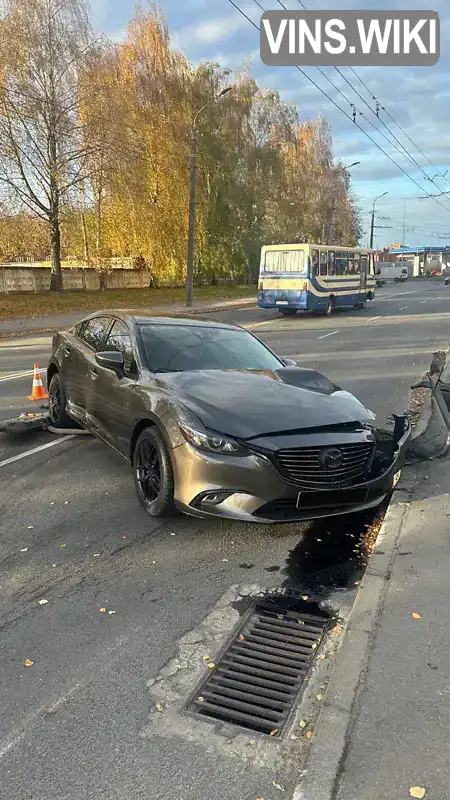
[48,373,73,428]
[133,427,177,517]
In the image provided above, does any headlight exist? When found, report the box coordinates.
[179,423,249,456]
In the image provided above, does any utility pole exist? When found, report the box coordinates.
[327,161,360,245]
[370,191,388,249]
[186,87,233,307]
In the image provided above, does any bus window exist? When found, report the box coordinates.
[263,250,305,273]
[319,251,328,276]
[349,253,360,275]
[335,252,349,275]
[311,249,319,276]
[328,251,336,276]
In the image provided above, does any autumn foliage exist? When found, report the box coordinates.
[0,1,361,288]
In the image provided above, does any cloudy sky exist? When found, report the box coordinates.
[90,0,450,249]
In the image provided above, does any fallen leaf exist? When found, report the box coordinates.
[93,554,100,557]
[99,608,106,613]
[207,662,215,669]
[52,564,57,567]
[64,501,69,505]
[399,502,410,507]
[170,533,176,536]
[269,729,278,736]
[301,595,309,600]
[38,599,48,606]
[409,788,425,799]
[412,612,422,620]
[20,548,28,553]
[27,526,34,530]
[239,634,245,641]
[272,780,285,791]
[299,720,307,728]
[108,610,116,615]
[277,614,284,620]
[50,502,55,505]
[306,731,313,740]
[311,643,317,650]
[222,558,229,562]
[297,619,304,625]
[319,654,326,660]
[291,734,298,740]
[332,626,342,633]
[155,703,164,712]
[249,739,255,745]
[121,536,126,540]
[60,544,66,548]
[316,694,324,701]
[203,655,211,661]
[24,658,34,667]
[197,696,205,703]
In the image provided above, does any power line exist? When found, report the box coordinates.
[231,0,450,215]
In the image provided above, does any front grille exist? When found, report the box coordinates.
[274,442,375,487]
[187,601,329,735]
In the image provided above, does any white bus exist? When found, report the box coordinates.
[257,243,377,316]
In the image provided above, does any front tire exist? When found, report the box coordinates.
[48,373,73,428]
[133,427,177,518]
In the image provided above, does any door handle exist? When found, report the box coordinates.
[88,367,98,380]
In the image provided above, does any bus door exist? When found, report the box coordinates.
[360,254,368,293]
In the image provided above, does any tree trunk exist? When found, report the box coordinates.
[96,186,102,253]
[49,215,63,292]
[81,212,90,264]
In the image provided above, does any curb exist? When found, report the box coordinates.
[0,299,257,339]
[292,473,415,800]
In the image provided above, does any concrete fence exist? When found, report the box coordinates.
[0,266,154,293]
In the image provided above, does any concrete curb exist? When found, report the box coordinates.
[292,476,415,800]
[0,298,257,338]
[407,394,448,460]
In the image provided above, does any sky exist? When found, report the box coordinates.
[90,0,450,249]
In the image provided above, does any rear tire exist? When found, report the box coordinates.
[324,298,334,316]
[278,308,297,317]
[48,373,73,429]
[133,427,177,518]
[355,297,368,309]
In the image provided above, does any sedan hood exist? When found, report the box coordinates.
[153,369,373,439]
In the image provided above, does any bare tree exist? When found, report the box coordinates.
[0,0,96,290]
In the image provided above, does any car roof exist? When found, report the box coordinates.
[79,309,238,330]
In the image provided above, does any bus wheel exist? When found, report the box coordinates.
[355,297,368,309]
[324,299,334,316]
[278,308,297,316]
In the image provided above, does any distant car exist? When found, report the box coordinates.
[47,311,411,524]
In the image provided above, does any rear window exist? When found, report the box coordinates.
[263,250,306,273]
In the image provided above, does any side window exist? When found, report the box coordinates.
[105,320,136,374]
[81,317,112,351]
[328,251,336,276]
[319,251,328,276]
[361,254,368,274]
[311,249,319,276]
[349,253,361,275]
[335,252,349,276]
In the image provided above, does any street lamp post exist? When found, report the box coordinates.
[370,191,388,249]
[327,161,360,245]
[186,86,232,307]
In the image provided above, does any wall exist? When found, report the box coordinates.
[0,266,153,294]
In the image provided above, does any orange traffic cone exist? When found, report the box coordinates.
[27,364,48,401]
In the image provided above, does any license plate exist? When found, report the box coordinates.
[276,300,288,305]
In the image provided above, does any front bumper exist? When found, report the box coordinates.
[170,418,411,524]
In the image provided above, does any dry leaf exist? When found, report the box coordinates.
[319,654,326,660]
[27,526,34,530]
[409,788,425,799]
[122,536,126,540]
[203,655,211,661]
[316,694,324,701]
[249,739,255,745]
[93,554,100,558]
[269,729,278,736]
[306,731,313,740]
[207,662,215,669]
[20,548,28,552]
[301,595,309,600]
[60,544,66,548]
[52,564,57,567]
[24,658,34,667]
[99,608,106,613]
[38,599,48,606]
[412,612,422,620]
[108,610,116,615]
[299,720,307,728]
[272,780,285,791]
[297,619,304,625]
[332,626,342,633]
[311,643,317,649]
[197,696,205,703]
[155,703,164,712]
[277,614,284,620]
[239,634,245,641]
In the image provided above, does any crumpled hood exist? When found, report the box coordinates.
[153,369,373,439]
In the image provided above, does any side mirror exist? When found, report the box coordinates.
[95,351,124,375]
[282,358,298,367]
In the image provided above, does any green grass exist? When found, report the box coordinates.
[0,284,255,319]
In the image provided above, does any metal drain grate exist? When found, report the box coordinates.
[186,601,329,735]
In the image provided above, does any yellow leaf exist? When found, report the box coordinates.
[38,599,48,605]
[203,655,211,661]
[99,608,106,613]
[207,662,215,669]
[239,634,245,641]
[20,548,28,552]
[277,614,284,620]
[299,720,307,728]
[52,564,57,567]
[297,619,304,625]
[306,731,313,739]
[108,610,116,615]
[249,739,255,745]
[409,788,425,799]
[24,658,34,667]
[332,626,342,633]
[316,694,324,701]
[197,696,205,703]
[412,612,422,620]
[311,643,317,649]
[269,729,278,736]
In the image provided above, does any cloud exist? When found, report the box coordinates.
[176,7,258,49]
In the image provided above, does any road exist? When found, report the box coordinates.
[0,280,448,800]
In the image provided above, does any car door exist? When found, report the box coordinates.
[87,319,139,456]
[67,316,113,428]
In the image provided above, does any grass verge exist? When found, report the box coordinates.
[0,284,255,319]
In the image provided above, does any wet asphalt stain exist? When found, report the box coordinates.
[238,563,255,570]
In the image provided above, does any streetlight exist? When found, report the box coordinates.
[327,161,360,245]
[370,191,388,249]
[186,86,233,307]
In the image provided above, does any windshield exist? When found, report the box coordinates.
[139,324,283,373]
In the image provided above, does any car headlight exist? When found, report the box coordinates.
[179,423,249,456]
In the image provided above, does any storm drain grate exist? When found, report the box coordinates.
[186,600,329,735]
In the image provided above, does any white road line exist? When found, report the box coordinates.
[318,330,339,339]
[398,306,408,311]
[420,300,427,304]
[368,316,380,322]
[0,436,76,469]
[0,370,35,383]
[246,318,280,330]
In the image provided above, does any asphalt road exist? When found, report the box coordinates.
[0,280,449,800]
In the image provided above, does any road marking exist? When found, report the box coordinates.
[246,318,281,330]
[368,316,380,322]
[420,300,427,304]
[318,330,339,339]
[398,306,408,311]
[0,437,76,469]
[0,370,35,383]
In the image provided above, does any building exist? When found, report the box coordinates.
[377,245,450,275]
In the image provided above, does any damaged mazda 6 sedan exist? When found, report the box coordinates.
[47,311,411,524]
